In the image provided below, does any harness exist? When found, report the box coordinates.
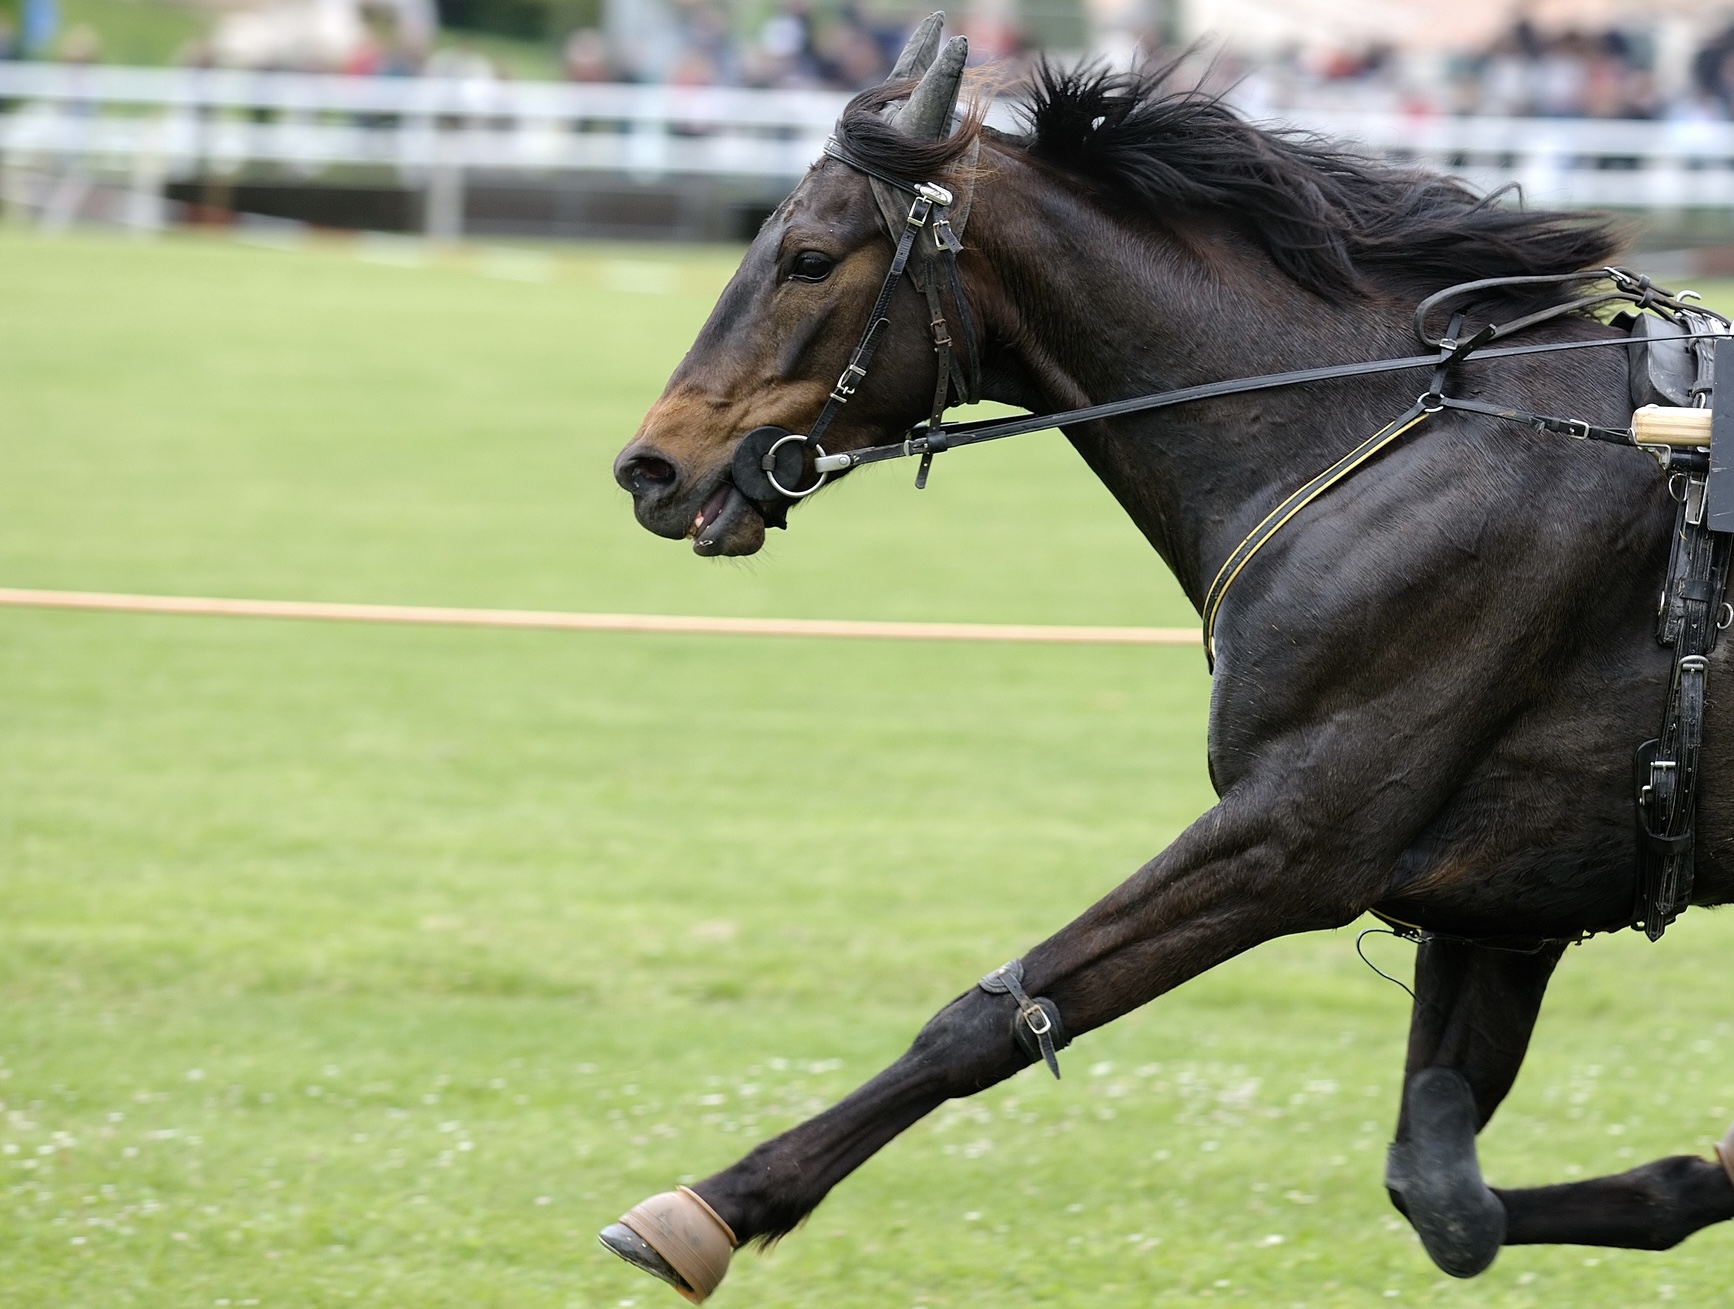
[760,136,1734,1069]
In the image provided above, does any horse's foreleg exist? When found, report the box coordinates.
[1385,936,1562,1277]
[603,794,1382,1299]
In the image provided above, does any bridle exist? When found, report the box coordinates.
[729,135,980,507]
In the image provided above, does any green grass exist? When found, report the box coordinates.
[4,227,1734,1307]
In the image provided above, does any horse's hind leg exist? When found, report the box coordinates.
[1495,1154,1734,1249]
[1390,935,1734,1269]
[1386,935,1564,1277]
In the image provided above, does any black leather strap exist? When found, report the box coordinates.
[797,137,978,473]
[824,331,1734,479]
[1413,268,1723,349]
[1635,436,1732,938]
[978,959,1066,1079]
[806,191,934,449]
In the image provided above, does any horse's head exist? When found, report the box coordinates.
[613,14,978,557]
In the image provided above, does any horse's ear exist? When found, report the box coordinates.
[897,34,967,140]
[886,12,944,83]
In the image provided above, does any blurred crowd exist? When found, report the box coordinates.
[11,1,1734,125]
[567,1,957,90]
[1225,19,1734,123]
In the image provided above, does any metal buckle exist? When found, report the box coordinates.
[1018,1001,1052,1037]
[1686,476,1708,527]
[1565,418,1590,440]
[914,181,953,207]
[904,196,934,228]
[829,361,867,405]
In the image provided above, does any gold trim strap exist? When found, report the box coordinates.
[1201,403,1434,668]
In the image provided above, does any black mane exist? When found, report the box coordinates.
[835,62,1625,303]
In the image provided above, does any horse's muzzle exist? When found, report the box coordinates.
[613,442,769,556]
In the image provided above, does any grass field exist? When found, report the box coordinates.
[5,228,1734,1307]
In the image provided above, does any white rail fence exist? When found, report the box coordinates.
[5,62,1734,237]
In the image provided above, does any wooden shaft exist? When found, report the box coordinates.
[1632,405,1712,447]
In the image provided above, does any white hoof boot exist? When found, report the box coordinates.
[1714,1123,1734,1190]
[601,1186,736,1303]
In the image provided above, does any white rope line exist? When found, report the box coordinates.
[0,587,1199,647]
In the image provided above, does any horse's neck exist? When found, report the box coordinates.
[968,167,1424,610]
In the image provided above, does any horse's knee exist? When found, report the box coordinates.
[907,986,1034,1095]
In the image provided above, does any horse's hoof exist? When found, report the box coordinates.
[600,1224,696,1298]
[601,1186,736,1303]
[1385,1067,1506,1278]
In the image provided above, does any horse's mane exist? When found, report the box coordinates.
[834,62,1625,305]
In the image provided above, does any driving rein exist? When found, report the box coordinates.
[736,138,1734,950]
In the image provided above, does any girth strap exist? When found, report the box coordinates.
[1634,332,1734,938]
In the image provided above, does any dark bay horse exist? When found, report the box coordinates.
[603,16,1734,1300]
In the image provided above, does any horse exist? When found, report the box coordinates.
[601,14,1734,1300]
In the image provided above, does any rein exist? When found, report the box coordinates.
[760,136,1734,948]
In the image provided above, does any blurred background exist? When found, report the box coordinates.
[8,0,1734,250]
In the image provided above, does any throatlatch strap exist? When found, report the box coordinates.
[1201,404,1434,668]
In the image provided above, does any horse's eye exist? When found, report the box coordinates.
[789,251,834,283]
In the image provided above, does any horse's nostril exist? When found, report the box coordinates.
[618,453,679,497]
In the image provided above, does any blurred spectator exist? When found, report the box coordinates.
[21,0,55,58]
[59,21,98,64]
[1696,24,1734,118]
[818,5,887,88]
[564,27,614,82]
[748,0,821,87]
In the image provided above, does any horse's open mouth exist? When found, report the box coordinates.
[688,482,766,557]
